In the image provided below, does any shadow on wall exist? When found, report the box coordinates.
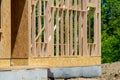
[11,0,28,58]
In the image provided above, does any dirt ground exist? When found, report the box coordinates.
[56,62,120,80]
[101,62,120,80]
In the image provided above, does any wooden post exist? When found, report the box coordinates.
[82,0,89,56]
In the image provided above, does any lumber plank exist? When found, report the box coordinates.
[97,0,101,56]
[82,0,89,56]
[37,0,42,56]
[78,0,82,56]
[0,66,48,71]
[31,4,37,57]
[60,9,64,56]
[29,57,101,68]
[92,8,98,56]
[56,8,60,56]
[44,0,48,56]
[65,0,69,56]
[88,3,97,8]
[74,0,77,56]
[28,0,32,57]
[69,0,73,56]
[50,0,54,56]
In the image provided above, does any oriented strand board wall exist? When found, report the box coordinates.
[0,0,11,58]
[11,0,29,58]
[29,57,101,68]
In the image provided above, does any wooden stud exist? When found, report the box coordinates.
[98,0,101,56]
[69,0,73,56]
[50,0,54,56]
[82,0,89,56]
[65,0,69,56]
[28,0,32,57]
[93,8,98,56]
[56,0,59,7]
[37,0,42,56]
[31,4,36,57]
[44,0,48,56]
[78,0,82,56]
[60,10,64,56]
[92,0,98,56]
[74,0,78,56]
[44,0,47,42]
[56,8,60,56]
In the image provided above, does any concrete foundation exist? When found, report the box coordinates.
[0,69,48,80]
[0,66,101,79]
[48,66,101,79]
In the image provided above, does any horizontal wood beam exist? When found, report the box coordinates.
[0,59,10,67]
[88,3,97,8]
[0,66,48,71]
[29,57,101,68]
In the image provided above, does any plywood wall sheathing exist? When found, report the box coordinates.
[11,0,29,58]
[0,0,11,58]
[11,59,28,66]
[0,59,10,67]
[29,57,101,68]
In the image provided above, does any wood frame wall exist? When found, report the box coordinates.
[30,0,101,57]
[0,0,101,67]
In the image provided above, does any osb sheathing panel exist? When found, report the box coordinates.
[11,59,28,66]
[11,0,29,58]
[0,0,11,58]
[0,59,10,67]
[29,57,101,68]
